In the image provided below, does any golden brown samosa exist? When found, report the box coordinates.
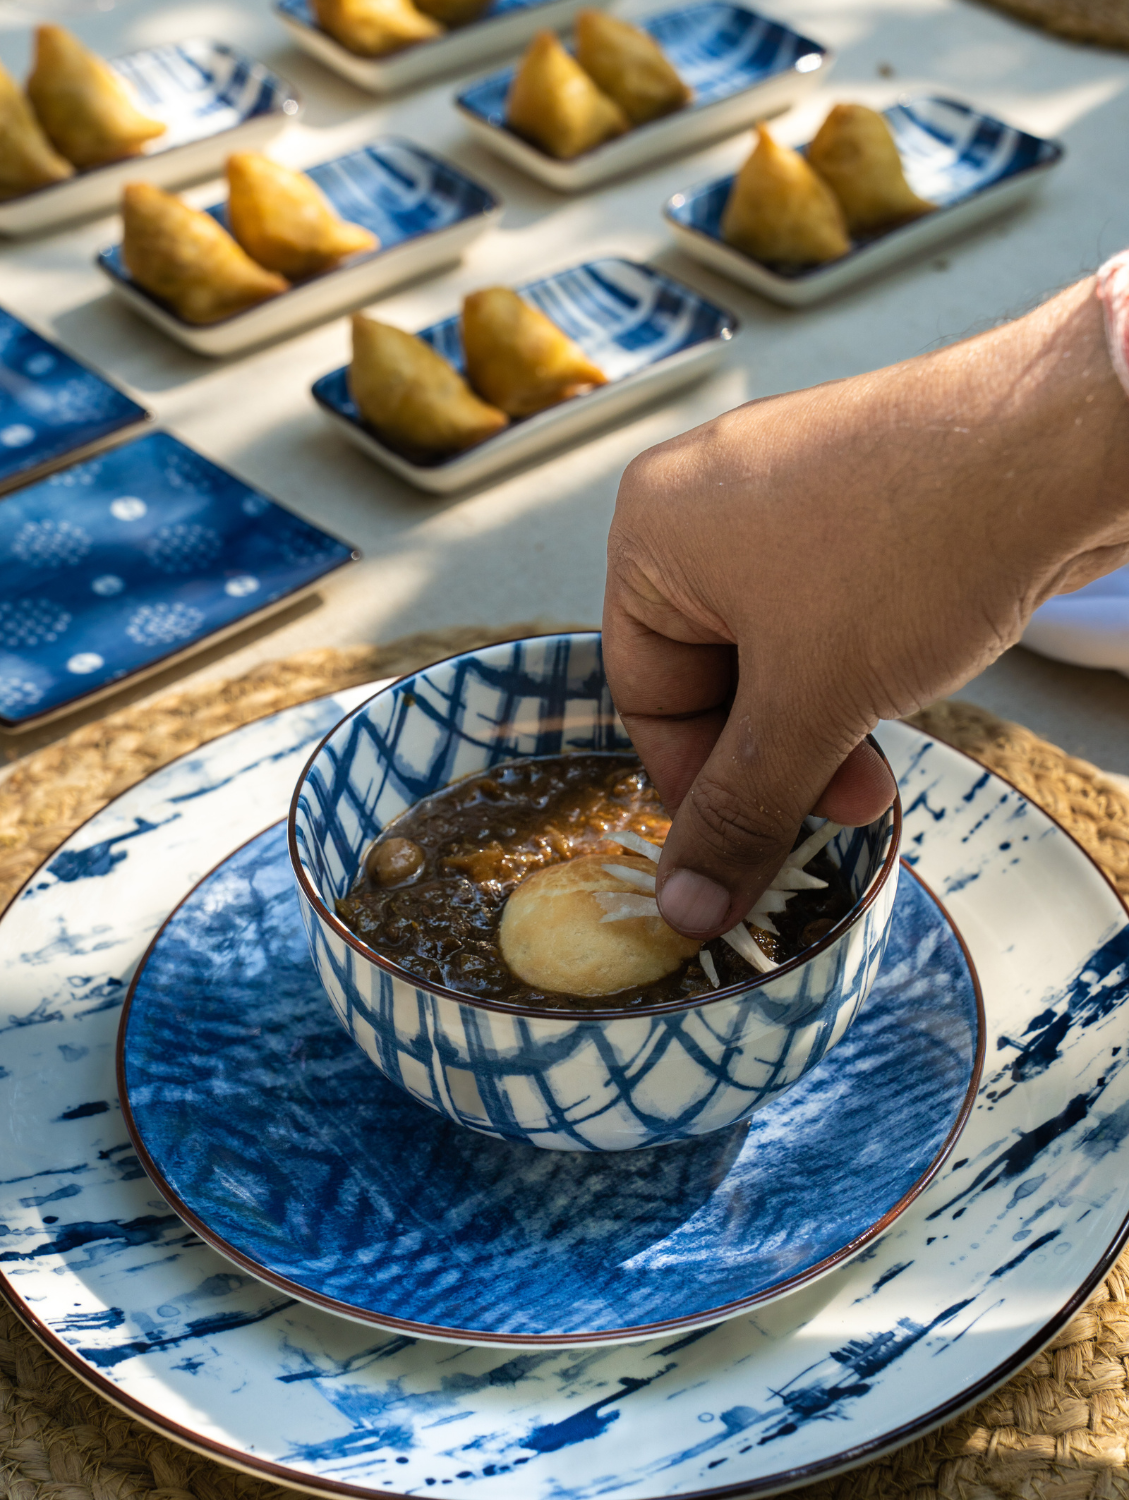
[226,153,377,280]
[311,0,443,56]
[349,313,509,459]
[27,25,166,169]
[574,10,690,126]
[506,32,629,160]
[121,182,289,325]
[720,126,850,266]
[0,59,73,199]
[807,104,934,234]
[413,0,489,25]
[462,287,607,418]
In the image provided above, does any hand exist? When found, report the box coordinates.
[603,276,1129,939]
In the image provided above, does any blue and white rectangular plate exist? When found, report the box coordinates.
[312,256,737,492]
[0,39,301,239]
[665,95,1065,306]
[0,429,356,730]
[456,0,829,191]
[2,700,1129,1497]
[275,0,601,95]
[0,308,148,494]
[96,138,500,358]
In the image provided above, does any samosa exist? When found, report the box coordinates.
[462,287,606,418]
[506,32,629,160]
[349,314,509,459]
[808,103,934,234]
[0,59,72,199]
[121,182,289,326]
[27,25,166,169]
[226,153,377,280]
[721,126,850,266]
[311,0,443,57]
[413,0,490,25]
[574,10,690,125]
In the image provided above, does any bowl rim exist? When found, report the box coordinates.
[286,629,904,1020]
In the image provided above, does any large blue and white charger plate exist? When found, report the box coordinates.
[313,257,737,492]
[275,0,604,95]
[0,40,300,238]
[456,1,829,191]
[665,96,1065,305]
[0,308,148,493]
[118,822,980,1346]
[2,691,1129,1494]
[97,139,500,358]
[0,430,356,730]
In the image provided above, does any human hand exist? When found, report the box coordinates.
[603,276,1129,939]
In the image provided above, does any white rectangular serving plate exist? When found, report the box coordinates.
[311,256,736,492]
[664,95,1065,306]
[454,0,829,192]
[0,40,300,239]
[96,138,500,358]
[274,0,596,94]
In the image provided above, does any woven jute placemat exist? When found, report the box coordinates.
[4,630,1129,1500]
[975,0,1129,50]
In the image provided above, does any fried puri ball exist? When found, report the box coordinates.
[499,854,700,997]
[506,31,629,159]
[573,10,690,126]
[721,125,850,266]
[807,103,934,234]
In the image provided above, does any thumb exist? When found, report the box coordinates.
[654,707,896,940]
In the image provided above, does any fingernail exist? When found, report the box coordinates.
[658,868,731,935]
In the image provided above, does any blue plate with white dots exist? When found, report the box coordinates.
[0,308,149,494]
[0,430,357,730]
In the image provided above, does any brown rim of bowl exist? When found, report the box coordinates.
[285,631,903,1021]
[113,855,984,1347]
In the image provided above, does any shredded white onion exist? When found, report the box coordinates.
[601,863,657,892]
[769,868,828,892]
[604,830,661,862]
[785,820,842,869]
[748,889,792,918]
[594,892,661,923]
[752,913,779,936]
[722,922,778,973]
[700,948,720,988]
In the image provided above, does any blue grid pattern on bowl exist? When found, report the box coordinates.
[290,633,899,1151]
[0,309,146,487]
[122,822,977,1341]
[0,430,355,727]
[457,1,826,129]
[666,96,1064,276]
[311,257,736,467]
[97,138,497,325]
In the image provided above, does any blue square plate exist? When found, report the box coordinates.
[0,430,357,730]
[311,256,737,493]
[275,0,605,96]
[97,138,500,358]
[455,1,830,191]
[0,40,301,239]
[664,95,1065,305]
[0,308,148,493]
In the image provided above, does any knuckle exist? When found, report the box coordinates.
[687,773,790,868]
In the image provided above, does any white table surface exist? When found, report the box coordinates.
[1,0,1128,772]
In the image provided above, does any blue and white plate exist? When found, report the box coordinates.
[0,308,148,493]
[119,824,980,1346]
[313,257,737,492]
[456,1,829,191]
[1,699,1128,1494]
[665,95,1065,305]
[275,0,604,96]
[0,40,300,239]
[97,138,500,358]
[0,430,356,730]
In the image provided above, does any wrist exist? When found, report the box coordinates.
[1098,251,1129,401]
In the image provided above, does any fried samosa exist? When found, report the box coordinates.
[226,153,377,280]
[808,103,934,234]
[311,0,443,56]
[0,59,73,200]
[27,26,165,169]
[121,182,289,326]
[413,0,490,25]
[506,31,629,160]
[720,126,850,266]
[462,287,606,418]
[349,314,509,459]
[574,10,690,126]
